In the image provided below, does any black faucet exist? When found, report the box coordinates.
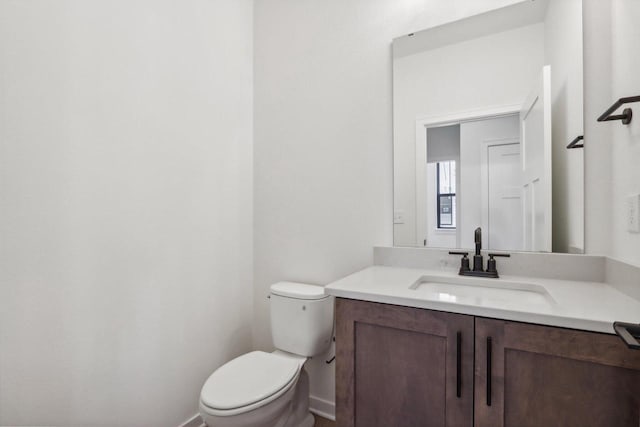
[449,227,510,278]
[473,227,483,272]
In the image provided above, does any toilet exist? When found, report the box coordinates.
[199,282,334,427]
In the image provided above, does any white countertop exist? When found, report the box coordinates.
[324,266,640,334]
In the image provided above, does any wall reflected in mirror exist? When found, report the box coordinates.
[393,0,584,253]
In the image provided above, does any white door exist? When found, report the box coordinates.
[521,65,552,252]
[487,143,522,250]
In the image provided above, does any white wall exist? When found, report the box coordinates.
[583,0,612,257]
[609,0,640,266]
[393,23,544,246]
[582,0,640,266]
[545,0,584,253]
[253,0,524,416]
[0,1,253,426]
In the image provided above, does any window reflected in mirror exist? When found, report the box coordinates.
[436,161,456,230]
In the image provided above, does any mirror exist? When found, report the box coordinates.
[393,0,584,253]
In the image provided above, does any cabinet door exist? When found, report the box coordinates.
[335,298,474,427]
[475,318,640,427]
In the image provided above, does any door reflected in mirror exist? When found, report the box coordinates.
[393,0,584,253]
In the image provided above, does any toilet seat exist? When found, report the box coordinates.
[200,351,305,417]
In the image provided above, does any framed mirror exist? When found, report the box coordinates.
[393,0,584,253]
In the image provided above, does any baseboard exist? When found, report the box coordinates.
[309,395,336,421]
[178,413,204,427]
[180,398,334,425]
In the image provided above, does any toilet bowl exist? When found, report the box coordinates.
[199,282,334,427]
[199,351,314,427]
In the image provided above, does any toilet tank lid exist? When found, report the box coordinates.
[270,282,328,300]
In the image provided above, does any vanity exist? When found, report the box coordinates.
[324,0,640,425]
[325,251,640,427]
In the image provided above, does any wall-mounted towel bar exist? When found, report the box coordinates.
[613,321,640,350]
[566,135,584,149]
[597,95,640,125]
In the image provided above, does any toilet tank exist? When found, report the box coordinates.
[269,282,334,357]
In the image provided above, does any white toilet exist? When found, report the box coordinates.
[199,282,334,427]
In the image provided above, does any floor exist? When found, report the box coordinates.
[314,415,337,427]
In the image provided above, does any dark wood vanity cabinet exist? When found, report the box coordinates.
[335,298,474,427]
[475,318,640,427]
[336,298,640,427]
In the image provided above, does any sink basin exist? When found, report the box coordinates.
[409,275,555,310]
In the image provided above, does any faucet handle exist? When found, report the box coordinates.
[449,251,470,273]
[488,253,511,258]
[449,251,469,256]
[487,253,510,275]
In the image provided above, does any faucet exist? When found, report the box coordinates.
[473,227,483,272]
[449,227,510,278]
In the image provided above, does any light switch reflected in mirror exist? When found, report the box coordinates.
[392,0,584,253]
